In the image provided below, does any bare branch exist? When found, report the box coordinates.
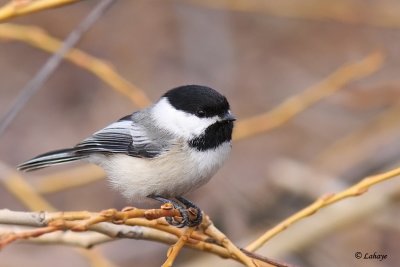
[0,0,81,22]
[162,227,195,267]
[0,209,280,266]
[201,215,261,267]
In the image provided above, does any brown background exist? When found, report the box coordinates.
[1,1,400,266]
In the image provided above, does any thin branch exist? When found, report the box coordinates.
[0,212,182,247]
[0,0,116,136]
[0,209,280,266]
[0,225,58,248]
[0,23,151,108]
[0,207,179,248]
[124,218,211,243]
[233,51,384,141]
[0,224,178,248]
[241,249,298,267]
[162,227,195,267]
[201,216,261,267]
[0,209,288,266]
[245,166,400,252]
[0,225,113,248]
[0,0,81,22]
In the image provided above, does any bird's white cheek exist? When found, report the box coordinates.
[151,98,217,138]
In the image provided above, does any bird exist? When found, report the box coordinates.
[18,85,235,227]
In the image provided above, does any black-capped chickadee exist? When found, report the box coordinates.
[18,85,235,227]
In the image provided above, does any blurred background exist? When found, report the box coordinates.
[1,0,400,266]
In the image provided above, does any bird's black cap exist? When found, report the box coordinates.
[163,85,230,118]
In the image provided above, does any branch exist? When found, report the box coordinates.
[0,209,285,266]
[0,225,113,248]
[241,249,299,267]
[201,215,261,267]
[2,162,262,266]
[0,223,177,248]
[245,166,400,252]
[162,227,195,267]
[0,0,81,22]
[0,207,183,248]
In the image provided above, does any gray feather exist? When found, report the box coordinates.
[18,110,175,172]
[17,148,87,172]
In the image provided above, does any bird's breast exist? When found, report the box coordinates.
[88,141,231,201]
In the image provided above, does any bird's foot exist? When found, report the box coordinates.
[148,195,203,228]
[148,195,189,228]
[176,196,203,227]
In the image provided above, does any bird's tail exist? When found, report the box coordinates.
[17,148,87,172]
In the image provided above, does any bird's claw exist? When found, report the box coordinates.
[176,196,203,227]
[148,195,203,228]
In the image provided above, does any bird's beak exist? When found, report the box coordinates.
[222,112,236,122]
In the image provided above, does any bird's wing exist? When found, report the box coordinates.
[74,116,166,158]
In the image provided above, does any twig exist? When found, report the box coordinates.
[0,23,151,108]
[0,223,178,249]
[0,209,280,266]
[233,51,384,141]
[0,0,116,136]
[0,225,58,248]
[0,225,113,248]
[162,227,195,267]
[0,207,180,248]
[0,0,81,22]
[245,166,400,252]
[124,218,211,243]
[241,249,298,267]
[202,216,260,267]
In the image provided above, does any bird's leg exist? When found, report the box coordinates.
[175,196,203,227]
[147,195,189,228]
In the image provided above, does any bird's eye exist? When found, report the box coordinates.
[196,110,206,117]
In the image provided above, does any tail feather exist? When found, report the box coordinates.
[17,148,87,172]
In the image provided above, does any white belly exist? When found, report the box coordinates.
[88,142,231,201]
